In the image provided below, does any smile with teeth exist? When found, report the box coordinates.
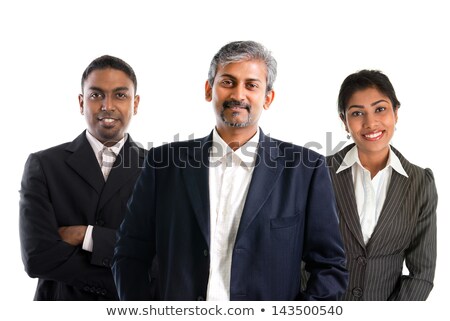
[99,118,117,123]
[364,131,383,140]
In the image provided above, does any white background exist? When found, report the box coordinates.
[1,0,448,319]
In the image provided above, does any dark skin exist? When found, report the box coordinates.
[58,68,139,245]
[58,226,88,246]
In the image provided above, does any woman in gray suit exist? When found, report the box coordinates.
[327,70,437,300]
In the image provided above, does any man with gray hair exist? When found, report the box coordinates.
[113,41,348,300]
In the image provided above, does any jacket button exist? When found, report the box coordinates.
[352,287,363,298]
[83,285,90,292]
[96,219,105,226]
[197,296,205,301]
[101,289,107,296]
[102,258,111,267]
[357,256,367,266]
[203,249,208,257]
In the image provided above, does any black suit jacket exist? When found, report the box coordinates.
[327,144,437,300]
[113,130,348,300]
[19,131,146,300]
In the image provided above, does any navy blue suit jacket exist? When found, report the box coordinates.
[113,130,348,300]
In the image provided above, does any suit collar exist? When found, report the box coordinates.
[181,129,284,248]
[65,131,145,208]
[329,144,366,248]
[236,130,285,241]
[97,135,145,210]
[330,143,412,250]
[65,131,105,194]
[181,132,213,247]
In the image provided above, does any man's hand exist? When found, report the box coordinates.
[58,225,88,246]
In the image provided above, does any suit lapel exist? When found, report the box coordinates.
[367,147,411,248]
[181,133,212,247]
[329,145,366,248]
[236,132,284,242]
[65,131,104,194]
[97,136,145,211]
[334,167,366,248]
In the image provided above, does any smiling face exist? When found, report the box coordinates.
[79,68,139,146]
[343,87,398,159]
[205,59,274,137]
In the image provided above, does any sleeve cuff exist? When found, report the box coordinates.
[82,225,94,252]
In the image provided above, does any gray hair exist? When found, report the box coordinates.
[207,41,277,93]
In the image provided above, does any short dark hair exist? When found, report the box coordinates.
[208,41,277,93]
[338,69,400,118]
[81,55,137,93]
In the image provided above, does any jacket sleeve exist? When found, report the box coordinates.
[19,153,118,299]
[91,226,117,267]
[396,168,437,300]
[112,149,156,300]
[300,155,348,300]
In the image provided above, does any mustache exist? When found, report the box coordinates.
[97,112,120,120]
[223,100,251,111]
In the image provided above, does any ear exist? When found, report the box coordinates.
[78,94,84,115]
[394,106,399,124]
[339,113,349,132]
[263,90,275,110]
[133,95,140,115]
[205,80,212,102]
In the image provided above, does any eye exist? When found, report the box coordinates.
[89,92,103,100]
[351,111,363,117]
[375,106,386,113]
[221,79,234,87]
[246,83,259,90]
[116,92,128,99]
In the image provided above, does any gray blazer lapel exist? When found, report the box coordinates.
[328,145,365,248]
[65,131,104,194]
[367,147,411,248]
[181,133,212,247]
[334,168,366,248]
[236,132,284,242]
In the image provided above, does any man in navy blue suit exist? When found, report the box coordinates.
[112,41,348,300]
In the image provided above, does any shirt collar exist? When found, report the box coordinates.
[210,128,259,170]
[85,130,127,157]
[336,145,408,178]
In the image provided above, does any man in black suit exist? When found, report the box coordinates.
[113,41,348,300]
[19,55,146,300]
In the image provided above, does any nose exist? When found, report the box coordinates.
[230,84,246,101]
[364,113,378,129]
[101,95,115,111]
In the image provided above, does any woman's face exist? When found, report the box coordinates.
[343,87,398,157]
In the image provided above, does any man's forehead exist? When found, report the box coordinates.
[216,59,267,78]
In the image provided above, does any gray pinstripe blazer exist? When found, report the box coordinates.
[327,144,437,300]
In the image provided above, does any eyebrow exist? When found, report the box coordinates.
[219,73,263,83]
[348,99,389,109]
[87,86,130,93]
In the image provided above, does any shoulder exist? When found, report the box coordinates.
[390,146,436,186]
[326,143,354,168]
[262,135,326,169]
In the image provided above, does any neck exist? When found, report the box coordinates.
[357,146,390,179]
[216,125,258,151]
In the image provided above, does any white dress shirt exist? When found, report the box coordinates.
[206,128,259,300]
[82,131,126,252]
[337,145,408,244]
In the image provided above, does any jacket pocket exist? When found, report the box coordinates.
[270,213,301,229]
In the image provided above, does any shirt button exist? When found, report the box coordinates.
[357,256,367,266]
[203,249,208,257]
[352,287,363,298]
